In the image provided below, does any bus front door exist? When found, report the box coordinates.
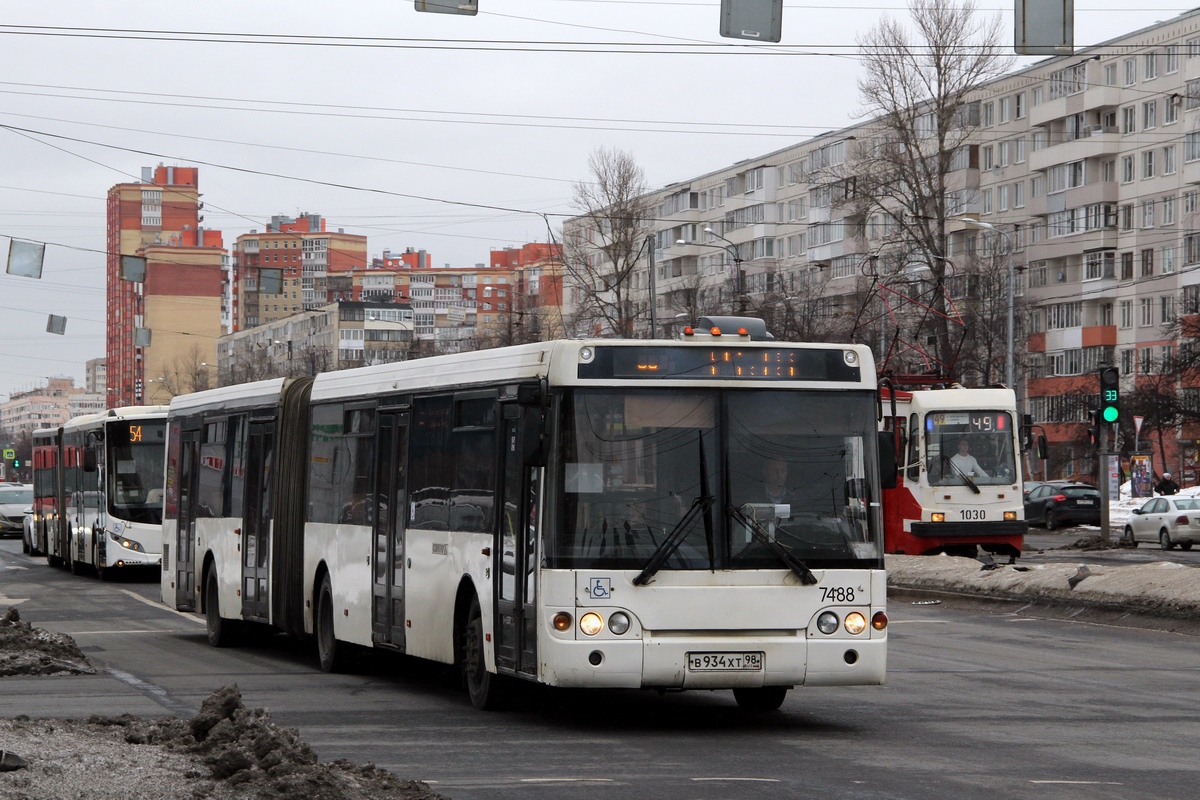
[494,410,539,677]
[372,410,409,649]
[241,421,274,622]
[174,429,200,611]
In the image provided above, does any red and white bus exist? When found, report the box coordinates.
[880,385,1027,558]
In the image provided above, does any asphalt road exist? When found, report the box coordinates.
[3,538,1200,799]
[1022,524,1200,567]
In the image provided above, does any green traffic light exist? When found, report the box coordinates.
[1102,407,1119,423]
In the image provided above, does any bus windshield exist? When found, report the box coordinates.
[554,388,883,572]
[107,420,167,524]
[925,410,1017,487]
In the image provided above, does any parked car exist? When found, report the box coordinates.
[0,483,33,539]
[1123,496,1200,550]
[21,506,38,556]
[1024,482,1101,530]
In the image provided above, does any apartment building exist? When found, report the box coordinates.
[563,9,1200,482]
[106,165,203,407]
[0,378,103,439]
[216,301,415,384]
[230,213,368,330]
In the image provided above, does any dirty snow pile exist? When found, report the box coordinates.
[887,552,1200,619]
[0,611,443,800]
[0,607,94,677]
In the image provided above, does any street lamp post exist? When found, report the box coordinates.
[679,227,746,314]
[959,218,1017,390]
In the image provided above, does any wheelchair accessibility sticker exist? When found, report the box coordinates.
[588,577,612,599]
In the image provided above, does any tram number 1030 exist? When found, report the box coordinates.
[959,509,986,520]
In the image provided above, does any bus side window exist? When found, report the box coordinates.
[906,414,920,482]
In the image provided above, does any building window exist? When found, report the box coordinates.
[982,101,994,127]
[1166,95,1180,125]
[1163,245,1176,274]
[1164,145,1177,175]
[1142,202,1155,229]
[1143,150,1155,179]
[1143,100,1157,129]
[1123,106,1136,134]
[1140,297,1153,327]
[1015,92,1026,119]
[1121,251,1134,279]
[1167,44,1180,74]
[1104,63,1118,85]
[1163,195,1176,225]
[1144,51,1158,80]
[1125,58,1137,86]
[1119,300,1133,329]
[1141,249,1154,276]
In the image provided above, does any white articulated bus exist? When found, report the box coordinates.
[33,406,168,578]
[162,327,893,710]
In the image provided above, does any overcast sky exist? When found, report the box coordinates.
[0,0,1190,401]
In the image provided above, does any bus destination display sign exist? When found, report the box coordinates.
[577,346,861,382]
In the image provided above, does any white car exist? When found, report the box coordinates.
[1122,496,1200,550]
[0,483,32,539]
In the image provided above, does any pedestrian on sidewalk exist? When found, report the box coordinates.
[1156,472,1179,496]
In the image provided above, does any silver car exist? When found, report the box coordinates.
[1122,496,1200,550]
[0,483,33,539]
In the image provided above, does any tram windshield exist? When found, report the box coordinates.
[107,420,167,524]
[553,388,883,572]
[925,410,1017,487]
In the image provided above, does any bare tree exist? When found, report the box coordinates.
[155,344,215,400]
[850,0,1010,377]
[564,147,655,338]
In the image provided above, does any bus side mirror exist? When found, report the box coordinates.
[1036,434,1047,461]
[521,410,549,467]
[83,449,97,473]
[877,431,897,490]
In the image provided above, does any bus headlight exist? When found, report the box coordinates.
[931,512,945,523]
[816,611,839,635]
[844,612,867,635]
[579,612,603,636]
[1004,511,1017,521]
[608,612,630,635]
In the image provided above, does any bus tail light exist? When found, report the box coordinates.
[553,612,573,632]
[872,612,889,631]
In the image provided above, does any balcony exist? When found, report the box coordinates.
[1028,129,1121,173]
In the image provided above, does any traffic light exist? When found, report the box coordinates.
[11,458,19,468]
[1087,409,1101,448]
[1099,366,1120,423]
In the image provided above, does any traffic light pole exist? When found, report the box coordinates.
[1099,423,1111,543]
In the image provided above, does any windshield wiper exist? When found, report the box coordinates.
[941,454,981,494]
[728,506,818,586]
[632,493,714,586]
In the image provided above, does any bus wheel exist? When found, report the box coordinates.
[462,595,503,710]
[47,555,62,569]
[316,573,349,673]
[205,570,240,647]
[733,686,788,712]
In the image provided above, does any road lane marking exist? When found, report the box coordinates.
[521,778,616,783]
[692,777,781,782]
[1029,780,1124,785]
[0,591,28,606]
[107,667,196,717]
[120,589,204,624]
